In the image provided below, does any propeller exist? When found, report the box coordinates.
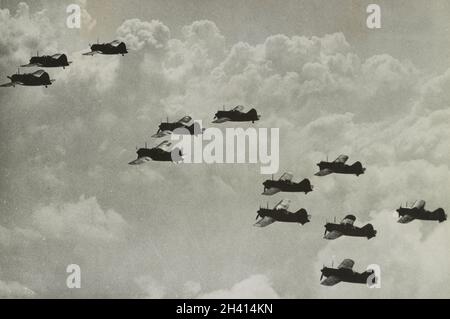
[320,264,325,281]
[323,227,327,237]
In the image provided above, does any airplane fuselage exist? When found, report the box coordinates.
[8,73,52,87]
[91,42,128,55]
[257,208,309,225]
[321,267,374,285]
[317,161,365,176]
[397,207,447,222]
[263,179,313,194]
[324,223,376,239]
[213,108,260,123]
[135,147,182,162]
[29,55,70,68]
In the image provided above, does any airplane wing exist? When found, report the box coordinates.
[279,172,293,181]
[341,215,356,225]
[324,230,343,240]
[254,216,276,227]
[321,276,341,286]
[0,82,15,87]
[413,200,426,210]
[82,51,100,56]
[338,259,354,270]
[212,117,230,123]
[334,155,349,164]
[20,63,39,67]
[398,215,415,224]
[274,199,290,210]
[128,157,151,165]
[315,168,333,176]
[262,187,280,196]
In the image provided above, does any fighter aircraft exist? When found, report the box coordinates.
[0,69,54,88]
[323,215,377,240]
[83,40,128,56]
[254,199,310,227]
[128,141,182,164]
[262,173,313,195]
[315,155,366,177]
[320,259,377,287]
[212,105,260,123]
[21,52,72,69]
[152,116,205,138]
[397,200,447,224]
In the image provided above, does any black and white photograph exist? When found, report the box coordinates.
[0,0,449,306]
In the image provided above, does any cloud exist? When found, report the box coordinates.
[0,279,35,298]
[134,275,166,299]
[117,18,170,52]
[1,2,449,298]
[32,196,128,243]
[198,275,280,299]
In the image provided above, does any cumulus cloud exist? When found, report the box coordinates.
[198,275,280,299]
[117,18,170,52]
[1,2,449,299]
[0,279,35,298]
[32,196,128,243]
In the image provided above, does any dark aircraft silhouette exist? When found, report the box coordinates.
[128,141,182,164]
[315,155,366,177]
[83,40,128,56]
[324,215,377,240]
[262,173,313,195]
[212,105,260,123]
[152,116,205,138]
[254,199,310,227]
[397,200,447,224]
[21,53,72,69]
[0,69,54,88]
[320,259,377,287]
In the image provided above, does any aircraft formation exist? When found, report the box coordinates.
[0,40,127,88]
[4,37,447,289]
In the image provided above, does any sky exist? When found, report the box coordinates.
[0,0,449,298]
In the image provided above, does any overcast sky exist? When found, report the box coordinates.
[0,0,449,298]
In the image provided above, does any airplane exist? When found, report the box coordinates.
[128,141,182,165]
[320,259,377,287]
[83,40,128,56]
[262,173,313,195]
[21,52,72,69]
[0,69,54,88]
[254,199,310,227]
[397,200,447,224]
[315,155,366,177]
[152,116,205,138]
[323,215,377,240]
[212,105,260,123]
